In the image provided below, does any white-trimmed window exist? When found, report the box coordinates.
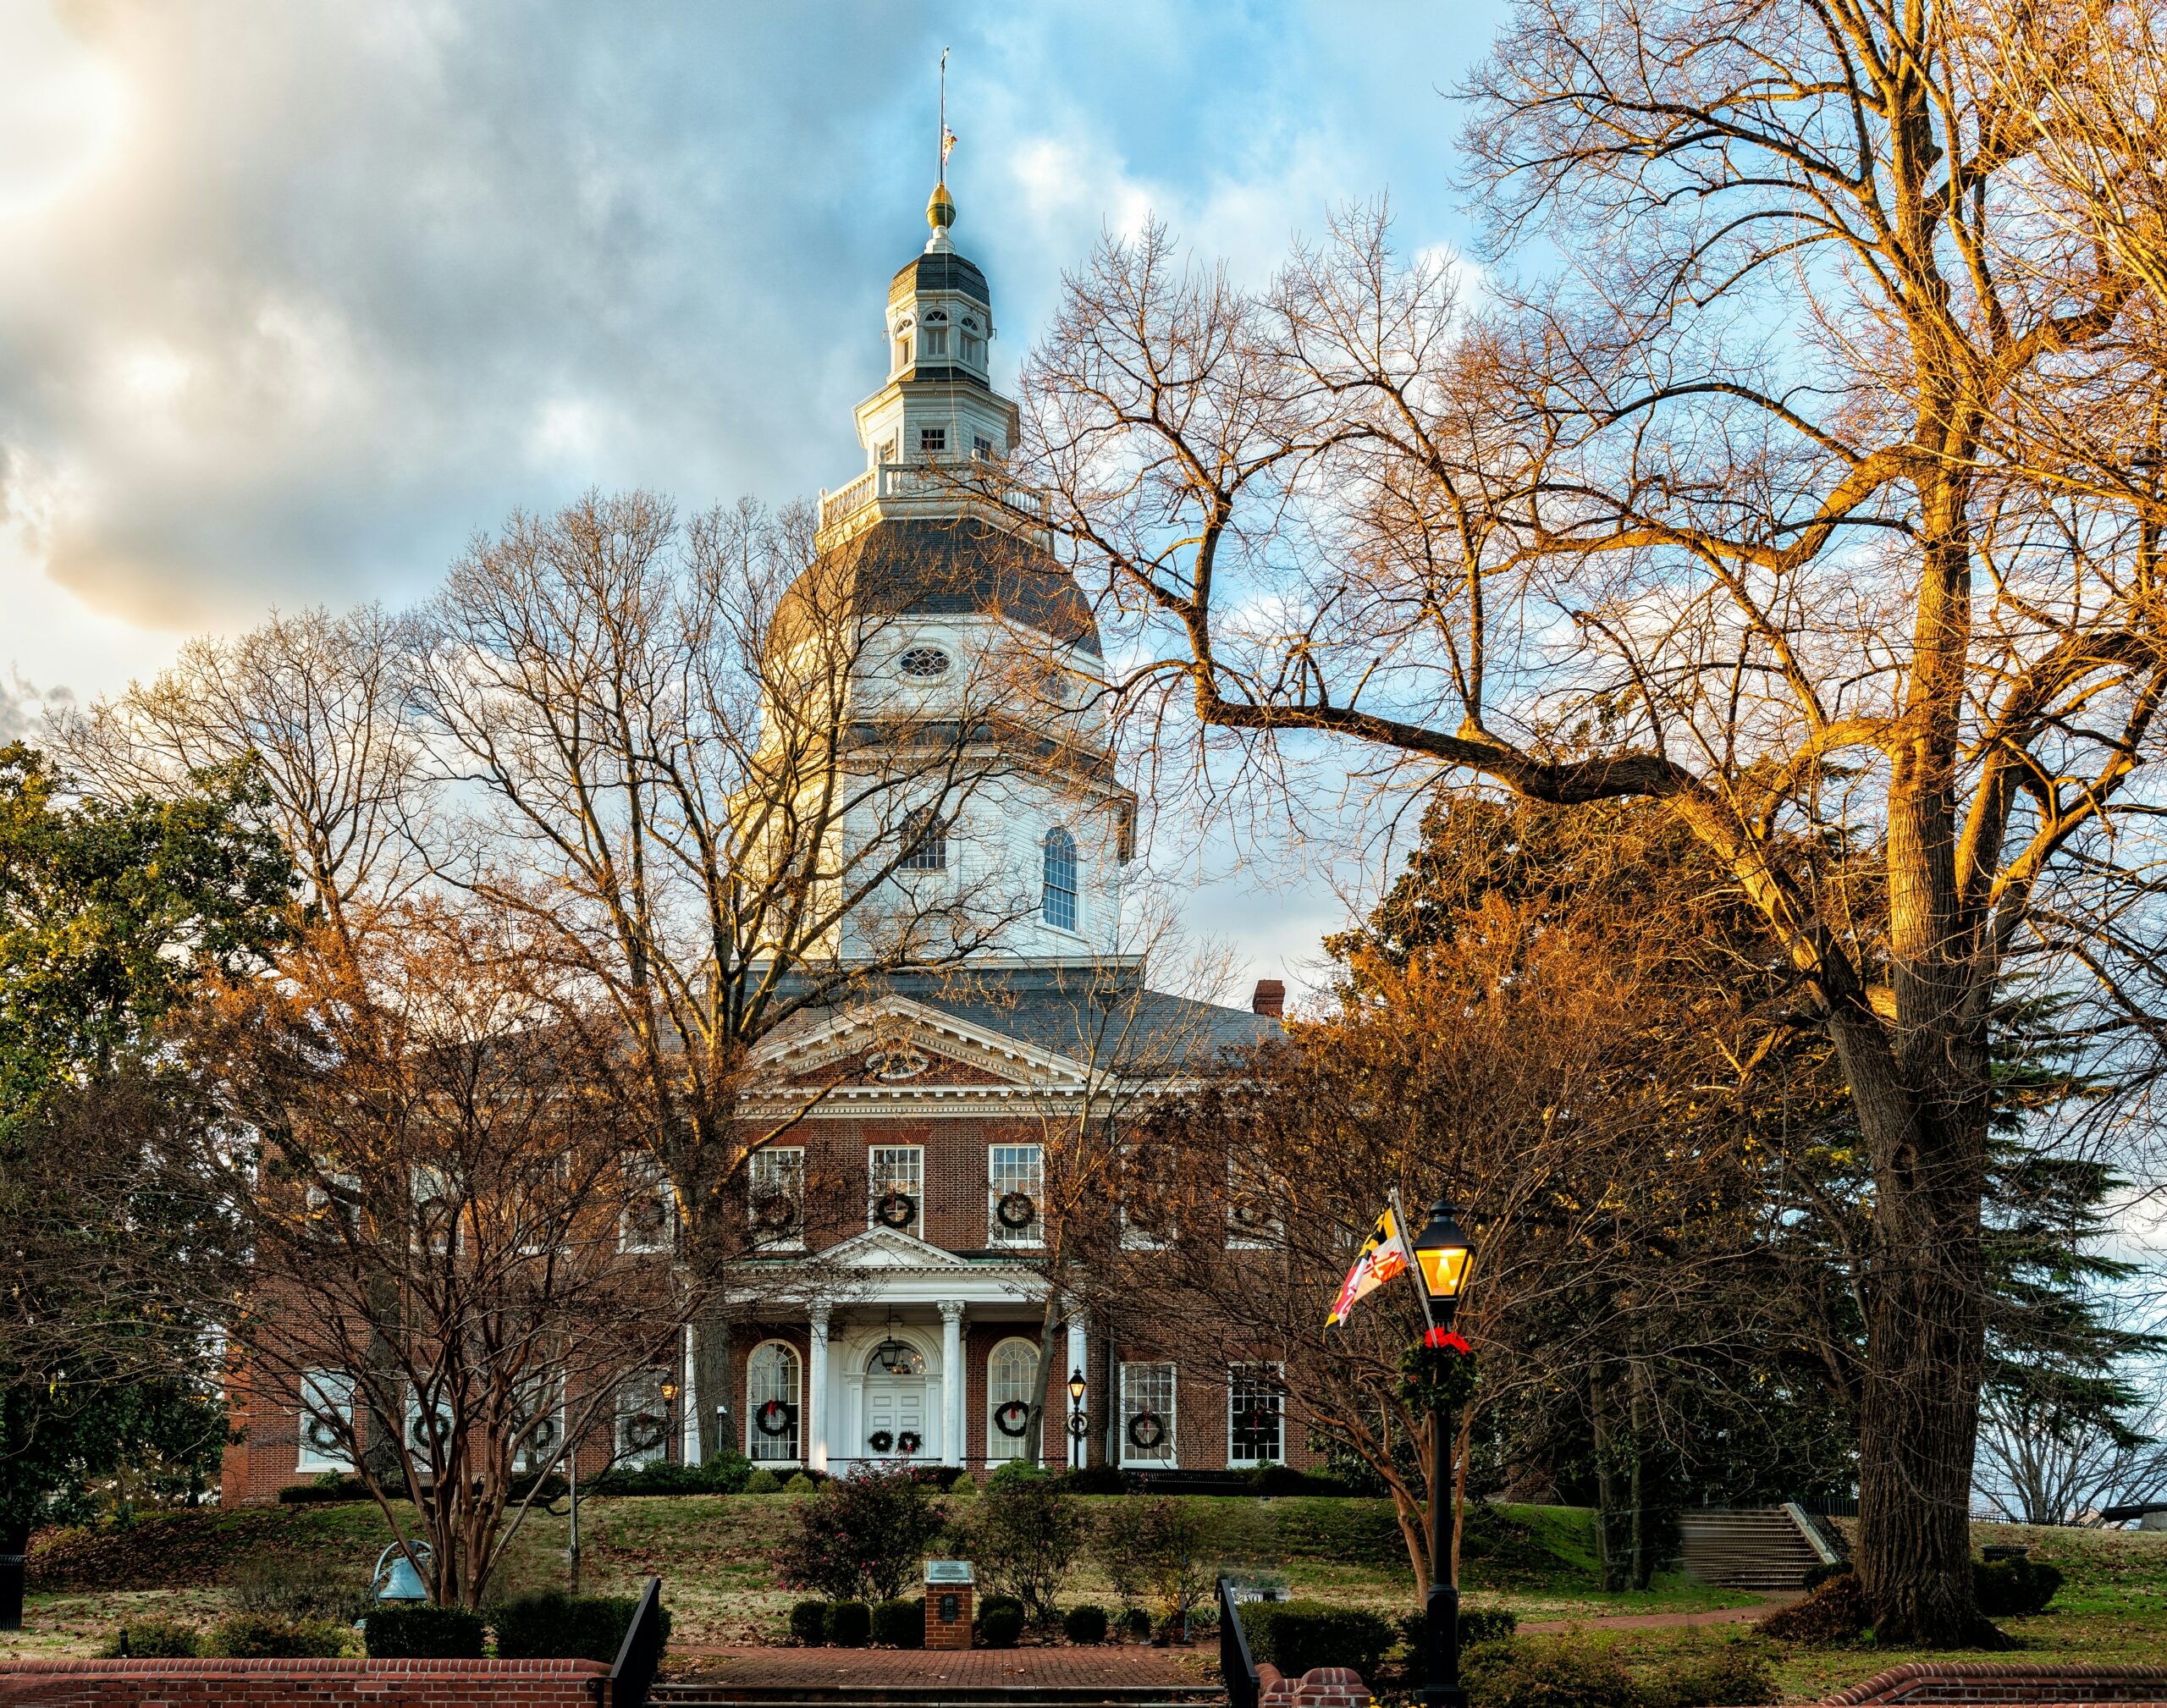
[988,1143,1045,1247]
[410,1164,456,1254]
[511,1374,565,1473]
[746,1340,802,1463]
[616,1369,671,1468]
[919,425,947,455]
[405,1386,455,1467]
[962,317,986,366]
[1226,1156,1282,1249]
[868,1145,924,1231]
[921,310,949,358]
[619,1157,675,1254]
[878,437,897,466]
[972,433,994,460]
[304,1166,361,1236]
[748,1146,805,1248]
[1227,1364,1285,1467]
[1042,827,1078,932]
[1120,1361,1177,1468]
[901,807,947,871]
[891,322,912,371]
[1119,1143,1173,1251]
[297,1370,355,1473]
[986,1338,1039,1463]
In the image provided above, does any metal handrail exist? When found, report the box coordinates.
[609,1576,665,1708]
[1219,1575,1259,1708]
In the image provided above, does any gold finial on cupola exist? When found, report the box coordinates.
[927,180,957,234]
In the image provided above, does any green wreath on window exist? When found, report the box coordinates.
[993,1400,1031,1438]
[874,1190,917,1229]
[1126,1410,1166,1452]
[995,1191,1037,1230]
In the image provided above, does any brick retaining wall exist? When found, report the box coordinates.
[0,1656,611,1706]
[1823,1664,2167,1705]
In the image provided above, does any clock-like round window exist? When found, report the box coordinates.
[898,647,950,679]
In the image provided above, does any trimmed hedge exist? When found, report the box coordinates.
[824,1599,872,1646]
[202,1614,350,1659]
[1061,1465,1129,1495]
[494,1591,662,1662]
[873,1597,923,1648]
[1394,1606,1519,1653]
[363,1604,485,1660]
[588,1451,753,1496]
[978,1595,1025,1648]
[98,1617,200,1658]
[1247,1463,1357,1497]
[1244,1601,1392,1678]
[1065,1604,1110,1645]
[790,1599,827,1645]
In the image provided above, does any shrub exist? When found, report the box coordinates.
[776,1464,946,1601]
[494,1591,663,1662]
[1252,1601,1392,1679]
[363,1604,486,1660]
[229,1551,371,1625]
[1118,1606,1151,1641]
[785,1472,818,1492]
[978,1594,1025,1648]
[986,1458,1049,1487]
[1639,1639,1779,1708]
[1095,1496,1214,1633]
[276,1473,371,1504]
[1065,1604,1110,1645]
[1974,1556,2063,1617]
[1062,1464,1128,1495]
[824,1599,872,1646]
[98,1617,200,1658]
[1246,1463,1353,1497]
[1462,1634,1640,1708]
[1393,1606,1519,1653]
[964,1474,1087,1625]
[201,1614,353,1659]
[790,1600,828,1645]
[873,1597,923,1648]
[588,1450,753,1496]
[1801,1562,1846,1591]
[1759,1572,1868,1645]
[746,1468,784,1494]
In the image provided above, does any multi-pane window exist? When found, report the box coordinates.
[512,1375,565,1472]
[1226,1155,1282,1248]
[305,1166,361,1236]
[410,1164,455,1253]
[972,433,994,460]
[616,1370,670,1468]
[297,1370,354,1473]
[619,1157,674,1254]
[868,1145,924,1231]
[919,426,948,455]
[891,328,911,370]
[962,322,986,366]
[986,1339,1039,1463]
[1120,1361,1177,1467]
[747,1146,804,1248]
[1119,1143,1173,1250]
[901,807,947,871]
[1227,1364,1285,1466]
[987,1143,1045,1247]
[405,1386,455,1466]
[746,1340,802,1463]
[1042,827,1078,932]
[878,438,897,466]
[921,311,949,357]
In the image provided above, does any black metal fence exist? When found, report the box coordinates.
[1219,1576,1259,1708]
[609,1576,666,1708]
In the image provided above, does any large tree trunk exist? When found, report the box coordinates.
[1831,1006,1990,1646]
[0,1518,27,1632]
[1591,1360,1627,1593]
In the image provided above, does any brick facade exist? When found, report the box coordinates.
[1822,1665,2167,1705]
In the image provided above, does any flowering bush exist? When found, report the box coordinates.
[774,1463,946,1601]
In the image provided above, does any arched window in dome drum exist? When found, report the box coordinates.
[1042,827,1078,933]
[891,319,913,371]
[961,316,985,366]
[922,310,949,359]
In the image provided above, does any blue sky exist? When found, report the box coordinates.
[0,0,1510,999]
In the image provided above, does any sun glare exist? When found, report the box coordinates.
[0,5,126,222]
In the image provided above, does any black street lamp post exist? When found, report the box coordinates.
[1067,1367,1089,1464]
[1409,1196,1474,1708]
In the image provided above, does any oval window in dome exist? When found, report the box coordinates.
[898,647,951,679]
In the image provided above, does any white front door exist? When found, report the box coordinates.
[863,1375,929,1462]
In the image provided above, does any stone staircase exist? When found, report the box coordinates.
[1677,1507,1830,1590]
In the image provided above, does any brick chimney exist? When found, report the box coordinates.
[1251,978,1287,1019]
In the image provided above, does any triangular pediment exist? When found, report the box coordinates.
[824,1226,973,1270]
[753,994,1089,1095]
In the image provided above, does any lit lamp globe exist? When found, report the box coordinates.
[1411,1198,1473,1321]
[1067,1369,1087,1407]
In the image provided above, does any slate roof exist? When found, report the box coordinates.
[891,250,991,306]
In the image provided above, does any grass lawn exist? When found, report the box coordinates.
[14,1496,2164,1705]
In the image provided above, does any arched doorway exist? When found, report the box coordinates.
[858,1339,929,1464]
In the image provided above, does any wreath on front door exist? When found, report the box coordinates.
[1126,1410,1166,1452]
[868,1429,895,1453]
[874,1189,918,1230]
[992,1400,1031,1438]
[995,1191,1037,1230]
[755,1399,794,1437]
[896,1430,922,1456]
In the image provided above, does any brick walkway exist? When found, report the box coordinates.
[666,1645,1215,1689]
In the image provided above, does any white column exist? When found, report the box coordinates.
[681,1324,699,1463]
[807,1303,830,1473]
[939,1300,966,1468]
[1065,1311,1088,1468]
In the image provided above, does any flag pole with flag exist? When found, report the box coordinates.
[1325,1202,1411,1331]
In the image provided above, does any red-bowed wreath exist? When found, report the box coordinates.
[1399,1325,1480,1412]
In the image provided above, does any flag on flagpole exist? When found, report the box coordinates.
[942,127,958,167]
[1325,1204,1409,1330]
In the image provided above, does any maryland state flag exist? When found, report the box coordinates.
[1325,1205,1410,1330]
